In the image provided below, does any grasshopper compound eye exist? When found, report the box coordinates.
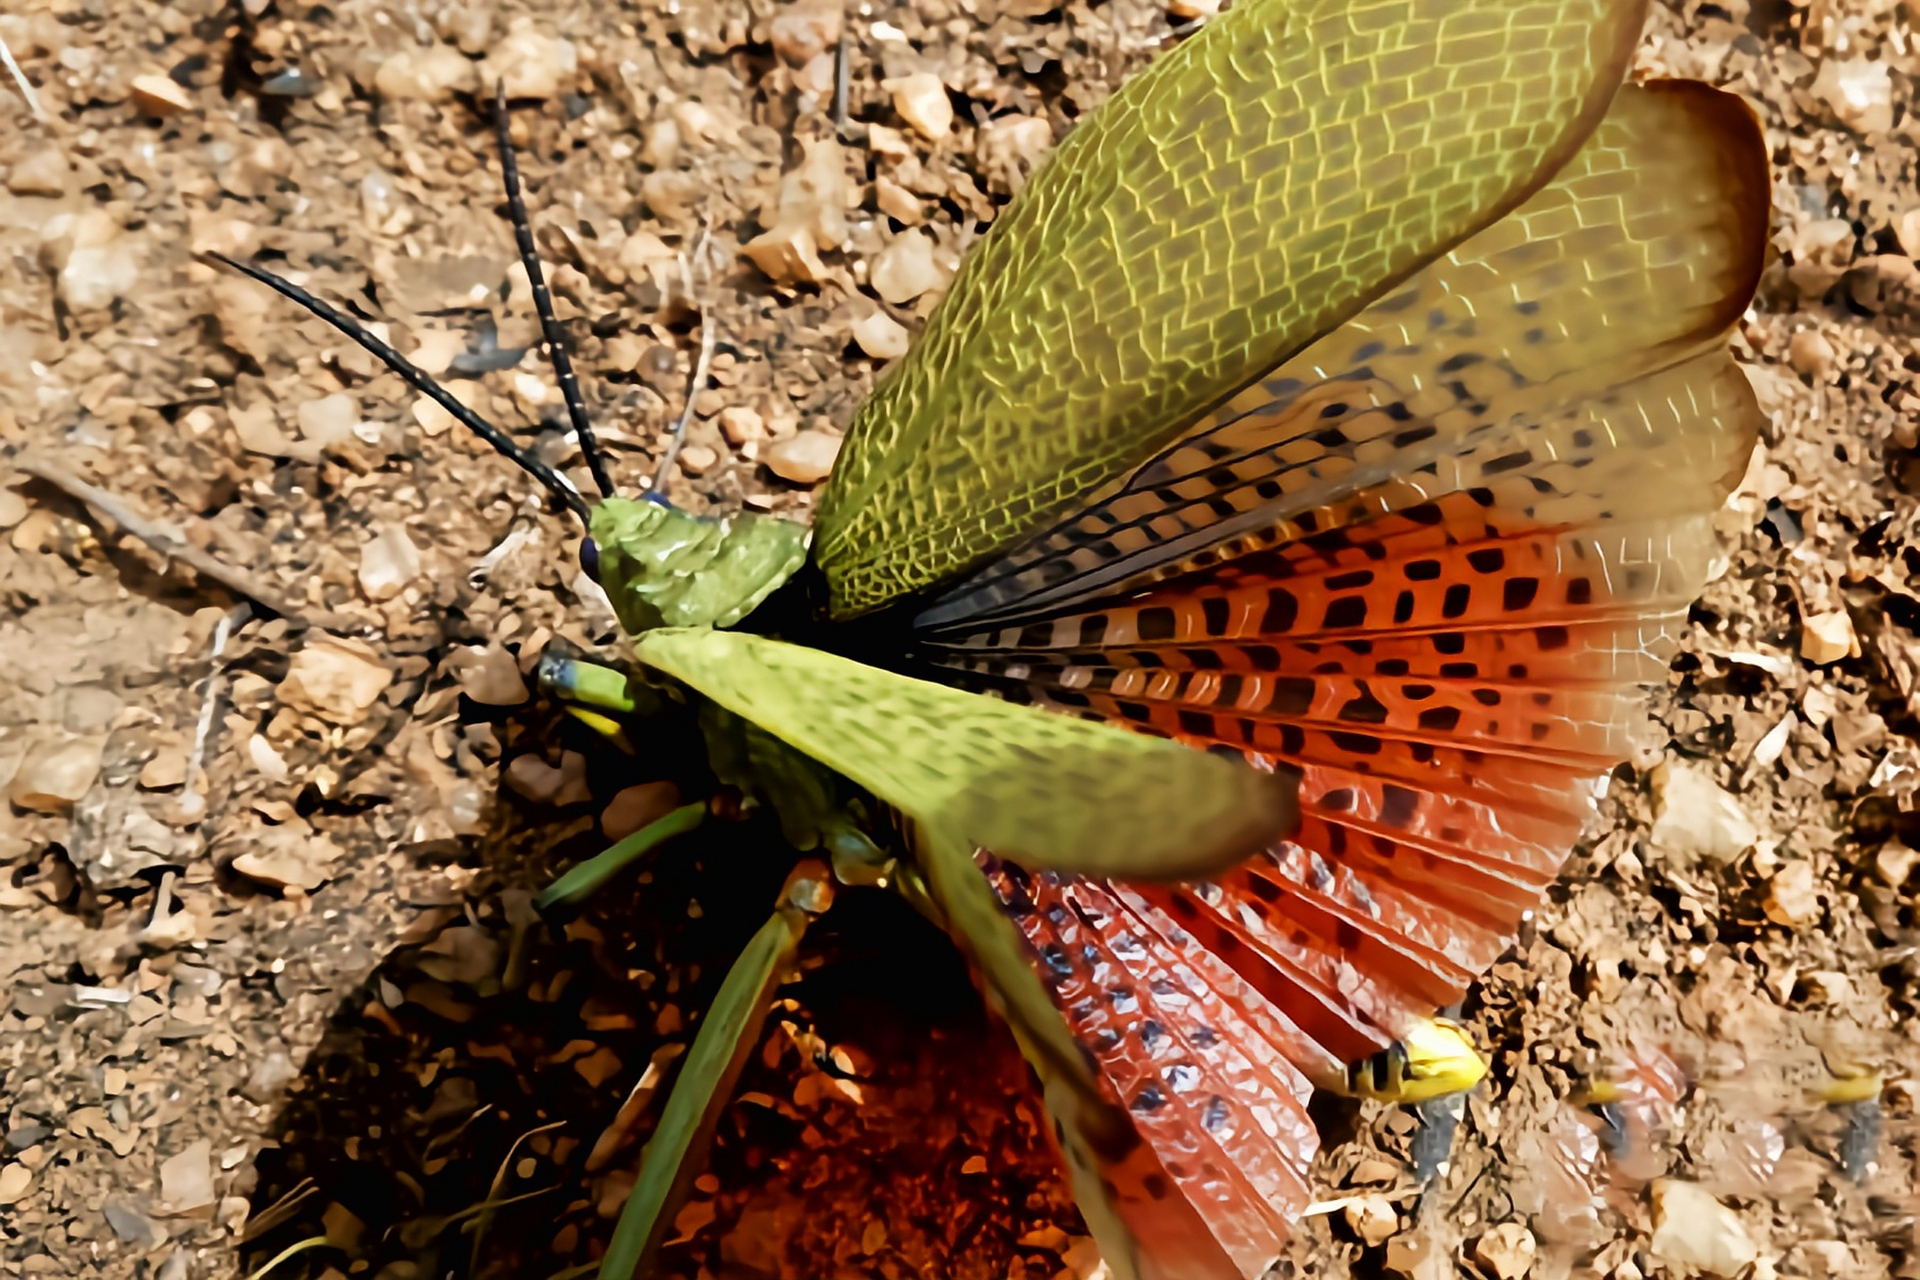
[578,537,601,580]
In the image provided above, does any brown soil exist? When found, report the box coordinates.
[1,2,1914,1279]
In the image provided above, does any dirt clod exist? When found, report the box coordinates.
[1648,1179,1759,1278]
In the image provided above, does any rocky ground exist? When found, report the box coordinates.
[1,0,1916,1278]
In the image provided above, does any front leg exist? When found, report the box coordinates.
[598,861,835,1280]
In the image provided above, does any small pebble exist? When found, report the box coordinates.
[360,168,404,232]
[504,752,591,808]
[358,523,422,602]
[1811,56,1893,134]
[0,1163,32,1205]
[719,405,767,445]
[769,0,843,65]
[247,734,290,783]
[160,1140,215,1214]
[231,829,343,893]
[139,745,189,790]
[1169,0,1223,16]
[6,145,70,196]
[618,228,676,277]
[1348,1156,1402,1185]
[1895,208,1920,258]
[765,137,849,253]
[243,1049,298,1103]
[641,170,702,225]
[1649,1179,1757,1277]
[189,214,262,259]
[678,444,719,476]
[743,224,829,286]
[1060,1236,1102,1279]
[1649,761,1756,864]
[458,645,528,706]
[61,242,141,312]
[1877,841,1919,887]
[9,737,103,812]
[297,393,358,447]
[373,44,477,102]
[1015,1225,1069,1252]
[103,1199,164,1248]
[852,309,911,359]
[479,22,577,100]
[435,3,494,52]
[280,636,394,726]
[1344,1195,1399,1248]
[873,175,925,223]
[1800,608,1858,664]
[672,100,725,147]
[763,430,842,485]
[52,209,141,313]
[978,115,1054,185]
[885,72,952,141]
[1786,328,1835,379]
[1472,1223,1536,1280]
[641,117,682,169]
[1763,860,1822,928]
[260,69,325,98]
[870,228,945,303]
[574,1047,623,1088]
[409,329,468,377]
[129,73,194,116]
[1384,1233,1442,1277]
[603,781,684,842]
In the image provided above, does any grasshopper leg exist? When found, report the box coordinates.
[598,861,835,1280]
[537,802,708,912]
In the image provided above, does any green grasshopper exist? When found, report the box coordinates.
[211,0,1769,1273]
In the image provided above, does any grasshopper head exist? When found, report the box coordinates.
[587,496,811,632]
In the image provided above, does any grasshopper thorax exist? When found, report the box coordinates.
[588,496,811,633]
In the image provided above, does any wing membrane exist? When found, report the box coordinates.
[908,85,1768,1266]
[913,831,1320,1280]
[918,80,1768,630]
[814,0,1651,619]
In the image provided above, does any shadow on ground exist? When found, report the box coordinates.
[238,688,1076,1280]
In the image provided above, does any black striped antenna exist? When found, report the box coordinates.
[201,251,593,525]
[492,81,618,501]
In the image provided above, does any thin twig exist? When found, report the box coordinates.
[650,318,716,494]
[242,1236,335,1280]
[0,30,46,122]
[469,1120,567,1273]
[180,603,247,824]
[833,31,851,130]
[14,454,360,632]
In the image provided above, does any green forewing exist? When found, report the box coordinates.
[634,628,1298,880]
[812,0,1648,619]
